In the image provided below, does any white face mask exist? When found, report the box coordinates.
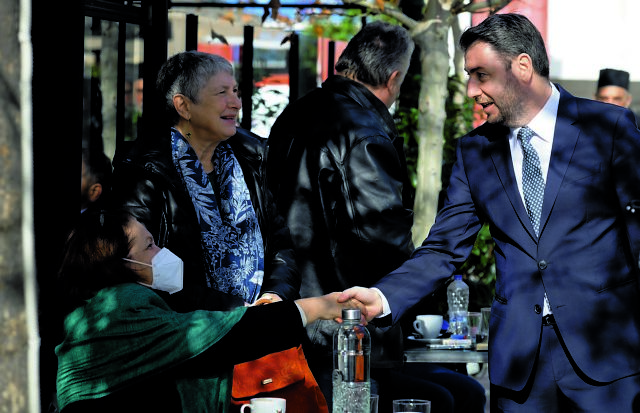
[123,248,184,294]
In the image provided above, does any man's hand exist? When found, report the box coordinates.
[294,292,368,325]
[338,286,384,322]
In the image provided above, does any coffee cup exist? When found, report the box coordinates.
[412,315,443,339]
[240,397,286,413]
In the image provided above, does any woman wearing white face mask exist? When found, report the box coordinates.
[55,210,361,413]
[123,248,184,294]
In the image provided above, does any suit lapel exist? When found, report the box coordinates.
[539,87,580,238]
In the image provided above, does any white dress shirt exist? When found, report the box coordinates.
[509,84,559,207]
[509,83,560,316]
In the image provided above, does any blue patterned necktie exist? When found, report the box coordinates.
[518,126,545,236]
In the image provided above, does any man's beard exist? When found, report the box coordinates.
[488,73,526,128]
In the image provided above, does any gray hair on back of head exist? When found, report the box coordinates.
[335,21,414,88]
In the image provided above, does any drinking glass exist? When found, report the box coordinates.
[467,311,481,344]
[370,394,379,413]
[392,399,431,413]
[479,307,491,343]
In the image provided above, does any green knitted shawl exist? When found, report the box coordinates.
[56,283,246,412]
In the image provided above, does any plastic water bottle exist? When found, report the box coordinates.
[333,308,370,413]
[447,274,469,338]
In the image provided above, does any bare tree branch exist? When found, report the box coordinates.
[453,0,511,14]
[342,0,419,28]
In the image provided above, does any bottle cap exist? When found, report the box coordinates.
[342,308,361,320]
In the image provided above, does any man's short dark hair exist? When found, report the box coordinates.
[459,13,549,78]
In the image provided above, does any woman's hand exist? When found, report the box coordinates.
[338,287,383,322]
[251,293,282,306]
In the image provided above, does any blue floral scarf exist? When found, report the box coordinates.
[171,129,264,303]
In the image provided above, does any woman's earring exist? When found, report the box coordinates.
[186,118,192,139]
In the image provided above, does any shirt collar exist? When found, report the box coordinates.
[530,84,559,142]
[512,83,560,142]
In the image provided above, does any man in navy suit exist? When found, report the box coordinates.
[340,13,640,412]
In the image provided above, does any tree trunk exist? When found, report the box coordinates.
[410,4,453,246]
[0,0,33,411]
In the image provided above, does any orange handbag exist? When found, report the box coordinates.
[230,345,328,413]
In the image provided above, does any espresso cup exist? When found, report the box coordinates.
[412,315,443,339]
[240,397,286,413]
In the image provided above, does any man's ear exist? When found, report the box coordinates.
[386,70,402,91]
[514,53,534,82]
[373,70,402,108]
[88,183,103,203]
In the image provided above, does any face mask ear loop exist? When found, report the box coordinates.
[122,258,154,287]
[122,257,152,267]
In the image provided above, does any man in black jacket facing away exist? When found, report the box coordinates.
[266,20,486,413]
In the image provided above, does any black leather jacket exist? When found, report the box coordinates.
[266,75,415,367]
[112,128,300,312]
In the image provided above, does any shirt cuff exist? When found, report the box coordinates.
[294,302,308,327]
[371,287,391,318]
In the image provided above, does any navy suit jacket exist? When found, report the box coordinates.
[376,85,640,390]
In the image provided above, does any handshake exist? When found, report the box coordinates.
[294,287,384,326]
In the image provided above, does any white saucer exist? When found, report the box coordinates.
[407,336,441,344]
